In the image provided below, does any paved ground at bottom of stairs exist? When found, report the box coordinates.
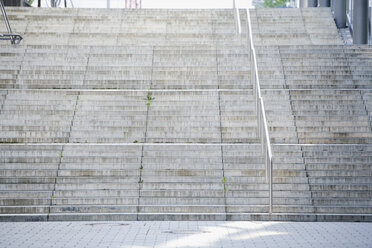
[1,221,372,248]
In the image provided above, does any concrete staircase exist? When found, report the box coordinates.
[255,40,372,220]
[303,145,372,215]
[250,8,343,46]
[257,46,372,144]
[2,8,247,46]
[0,7,371,221]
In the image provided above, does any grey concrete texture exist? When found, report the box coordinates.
[0,44,251,90]
[3,7,245,46]
[250,8,343,46]
[256,45,372,144]
[0,7,372,221]
[0,90,259,143]
[3,7,340,47]
[1,144,371,220]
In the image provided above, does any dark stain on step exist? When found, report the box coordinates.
[85,223,130,227]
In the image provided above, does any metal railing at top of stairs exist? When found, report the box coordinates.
[233,2,273,214]
[0,0,22,45]
[233,0,241,35]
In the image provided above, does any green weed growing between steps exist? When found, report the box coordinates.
[145,92,155,106]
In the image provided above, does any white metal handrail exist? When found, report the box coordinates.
[0,0,22,45]
[233,0,241,34]
[245,8,273,214]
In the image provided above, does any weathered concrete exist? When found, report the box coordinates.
[0,7,371,222]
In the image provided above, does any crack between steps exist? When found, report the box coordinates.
[67,10,79,45]
[300,8,313,45]
[47,91,79,221]
[300,144,315,213]
[137,46,155,220]
[47,44,82,218]
[277,46,314,213]
[68,92,80,144]
[278,46,300,144]
[47,143,65,221]
[216,46,227,220]
[83,46,91,88]
[24,14,30,34]
[14,45,27,89]
[0,90,8,118]
[341,47,372,132]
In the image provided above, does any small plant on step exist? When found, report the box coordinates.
[145,92,155,106]
[58,152,63,157]
[139,179,143,183]
[133,140,138,143]
[222,177,226,184]
[140,165,143,171]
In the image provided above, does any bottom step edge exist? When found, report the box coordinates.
[1,213,372,222]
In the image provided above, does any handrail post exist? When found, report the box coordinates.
[251,50,257,112]
[245,7,273,215]
[257,94,260,139]
[265,140,268,183]
[261,110,264,154]
[268,153,273,214]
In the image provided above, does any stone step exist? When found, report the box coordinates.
[51,197,138,205]
[311,184,372,191]
[140,190,224,198]
[314,206,372,214]
[55,183,138,190]
[49,205,137,214]
[313,199,372,206]
[0,191,52,198]
[0,206,50,214]
[307,164,372,170]
[0,184,54,190]
[309,176,372,184]
[54,189,139,197]
[311,191,372,198]
[0,198,51,205]
[139,205,226,213]
[2,212,372,222]
[0,170,57,177]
